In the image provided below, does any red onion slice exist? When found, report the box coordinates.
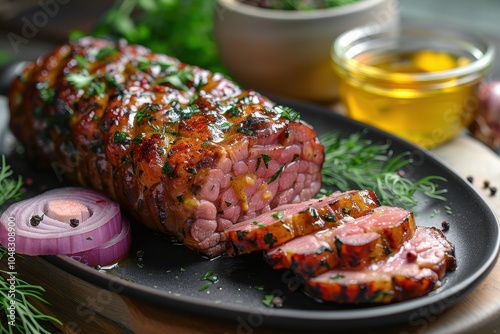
[0,187,121,255]
[68,217,132,267]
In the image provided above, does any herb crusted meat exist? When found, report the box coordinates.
[225,190,380,256]
[305,227,456,303]
[8,37,324,257]
[265,206,416,277]
[225,190,456,304]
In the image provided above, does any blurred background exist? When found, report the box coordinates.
[0,0,498,77]
[0,0,499,150]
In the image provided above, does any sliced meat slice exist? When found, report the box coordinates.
[224,190,380,256]
[265,206,416,277]
[304,227,456,303]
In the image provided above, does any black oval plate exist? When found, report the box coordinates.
[2,97,499,331]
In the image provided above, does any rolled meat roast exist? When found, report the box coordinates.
[8,37,325,257]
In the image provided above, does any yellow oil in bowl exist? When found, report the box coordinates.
[333,26,495,148]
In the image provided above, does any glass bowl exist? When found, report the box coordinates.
[332,25,495,148]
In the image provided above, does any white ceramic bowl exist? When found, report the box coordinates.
[214,0,399,103]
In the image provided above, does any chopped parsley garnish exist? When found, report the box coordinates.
[252,221,265,228]
[88,81,106,96]
[271,211,285,221]
[264,232,277,248]
[322,213,337,222]
[113,131,130,144]
[335,238,343,255]
[75,55,89,68]
[103,73,125,95]
[95,46,119,60]
[273,105,300,121]
[162,161,174,177]
[267,164,285,184]
[236,230,247,240]
[175,104,200,119]
[199,271,218,291]
[137,57,176,72]
[262,294,275,307]
[261,154,272,168]
[136,104,161,124]
[330,274,345,280]
[132,135,143,144]
[65,73,97,90]
[38,84,55,103]
[201,271,218,283]
[155,66,194,90]
[225,105,241,117]
[237,127,255,136]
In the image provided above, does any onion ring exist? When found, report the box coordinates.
[69,217,132,267]
[0,187,121,256]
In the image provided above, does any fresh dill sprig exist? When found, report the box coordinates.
[0,157,61,333]
[319,131,447,209]
[0,265,63,334]
[0,155,24,206]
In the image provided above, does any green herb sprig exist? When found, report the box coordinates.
[0,157,61,333]
[319,131,447,208]
[91,0,227,74]
[0,155,23,206]
[0,266,62,334]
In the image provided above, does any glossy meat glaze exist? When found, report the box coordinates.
[8,37,324,257]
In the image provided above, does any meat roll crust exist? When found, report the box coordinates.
[8,37,325,257]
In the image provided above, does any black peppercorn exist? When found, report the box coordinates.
[483,180,490,189]
[466,176,474,183]
[136,249,145,263]
[70,219,79,227]
[30,215,44,227]
[490,186,497,197]
[441,220,450,231]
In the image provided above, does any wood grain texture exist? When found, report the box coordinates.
[2,251,499,334]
